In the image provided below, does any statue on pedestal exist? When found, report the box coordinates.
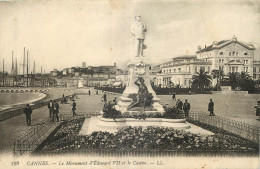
[128,76,153,110]
[131,15,147,57]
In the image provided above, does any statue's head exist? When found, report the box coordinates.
[135,15,141,21]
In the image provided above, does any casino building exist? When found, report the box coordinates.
[155,36,257,88]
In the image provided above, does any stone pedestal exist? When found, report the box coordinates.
[115,57,164,114]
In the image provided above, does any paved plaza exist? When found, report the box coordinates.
[158,94,260,126]
[0,88,118,154]
[0,88,259,154]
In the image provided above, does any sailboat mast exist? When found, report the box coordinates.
[3,59,4,87]
[12,51,14,86]
[27,50,29,87]
[23,47,25,84]
[15,58,18,86]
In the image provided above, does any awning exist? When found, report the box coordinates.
[113,81,122,86]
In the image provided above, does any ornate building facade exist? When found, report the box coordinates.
[155,36,258,88]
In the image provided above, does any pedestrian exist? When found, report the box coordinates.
[175,99,183,110]
[88,89,91,96]
[255,101,260,120]
[72,100,77,116]
[189,90,191,95]
[113,97,117,105]
[96,90,98,95]
[103,92,107,102]
[52,101,60,122]
[24,104,32,126]
[183,99,191,118]
[172,93,176,101]
[47,100,53,118]
[208,99,215,116]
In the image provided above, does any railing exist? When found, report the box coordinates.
[36,148,258,157]
[14,110,259,156]
[187,111,259,144]
[13,118,60,156]
[13,112,101,156]
[59,112,101,121]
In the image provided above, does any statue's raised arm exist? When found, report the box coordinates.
[131,15,147,57]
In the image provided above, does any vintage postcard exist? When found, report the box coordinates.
[0,0,259,168]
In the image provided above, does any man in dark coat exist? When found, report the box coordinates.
[208,99,215,116]
[183,99,191,118]
[103,92,107,102]
[52,101,60,122]
[175,99,183,110]
[172,93,176,101]
[72,100,77,116]
[88,89,91,96]
[24,104,32,126]
[47,100,53,118]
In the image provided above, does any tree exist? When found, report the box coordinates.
[239,72,255,92]
[192,69,212,92]
[227,72,240,90]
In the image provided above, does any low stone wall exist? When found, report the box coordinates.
[0,95,72,122]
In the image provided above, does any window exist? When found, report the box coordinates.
[195,66,197,72]
[229,52,231,56]
[188,66,190,73]
[244,67,248,72]
[219,52,223,55]
[178,68,181,72]
[208,66,210,72]
[236,52,238,56]
[174,69,176,72]
[169,69,171,73]
[232,52,235,56]
[184,80,186,86]
[253,67,256,73]
[244,52,248,55]
[253,74,256,78]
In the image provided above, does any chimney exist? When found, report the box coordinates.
[205,45,207,48]
[198,45,201,50]
[114,62,116,67]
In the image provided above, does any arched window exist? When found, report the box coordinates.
[244,52,248,55]
[229,52,231,56]
[236,52,238,56]
[219,52,223,55]
[232,51,235,56]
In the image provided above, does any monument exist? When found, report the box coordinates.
[115,15,164,115]
[80,16,189,135]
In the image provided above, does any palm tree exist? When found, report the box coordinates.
[192,69,212,92]
[227,72,240,90]
[239,72,255,92]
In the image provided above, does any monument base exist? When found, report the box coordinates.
[79,116,214,136]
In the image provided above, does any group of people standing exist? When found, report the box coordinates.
[47,100,60,122]
[174,99,191,118]
[172,93,215,117]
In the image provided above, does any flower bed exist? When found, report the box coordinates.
[102,104,185,120]
[41,119,258,155]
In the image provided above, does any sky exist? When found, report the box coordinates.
[0,0,259,74]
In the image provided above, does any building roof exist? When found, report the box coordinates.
[173,55,197,60]
[197,37,255,53]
